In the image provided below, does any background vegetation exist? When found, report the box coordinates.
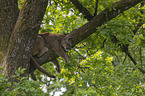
[0,0,145,95]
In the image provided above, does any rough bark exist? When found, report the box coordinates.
[0,0,19,71]
[0,0,48,83]
[30,0,143,73]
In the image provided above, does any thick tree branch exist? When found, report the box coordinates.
[69,0,143,46]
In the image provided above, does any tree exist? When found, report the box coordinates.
[0,0,145,95]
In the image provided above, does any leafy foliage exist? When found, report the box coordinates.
[1,0,145,95]
[37,0,145,95]
[0,67,48,96]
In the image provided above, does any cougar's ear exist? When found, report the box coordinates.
[64,36,74,41]
[68,36,73,40]
[63,36,67,40]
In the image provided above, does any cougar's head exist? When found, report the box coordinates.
[61,36,73,51]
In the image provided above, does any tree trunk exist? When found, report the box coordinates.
[0,0,48,83]
[0,0,19,72]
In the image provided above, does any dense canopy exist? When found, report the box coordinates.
[0,0,145,95]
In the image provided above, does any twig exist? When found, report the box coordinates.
[70,0,93,21]
[94,0,99,16]
[74,49,86,59]
[122,54,127,65]
[139,47,143,68]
